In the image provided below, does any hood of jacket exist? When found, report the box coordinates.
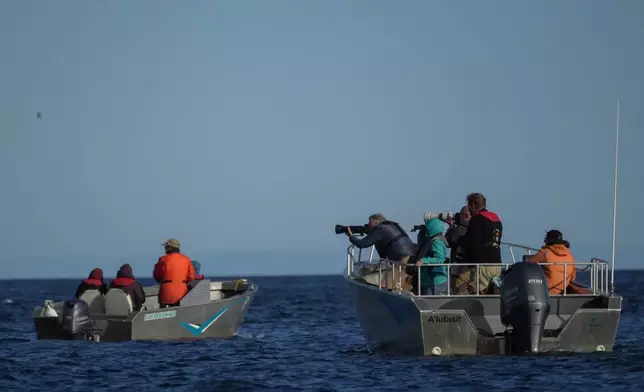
[116,264,135,279]
[425,218,445,238]
[545,243,571,257]
[87,268,103,281]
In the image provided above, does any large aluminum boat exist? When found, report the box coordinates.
[344,242,622,356]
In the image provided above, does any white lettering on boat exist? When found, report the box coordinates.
[143,310,177,321]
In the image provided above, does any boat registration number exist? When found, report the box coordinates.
[143,310,177,321]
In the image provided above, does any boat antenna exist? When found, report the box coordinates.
[610,99,620,294]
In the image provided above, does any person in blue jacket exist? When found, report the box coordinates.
[415,218,449,295]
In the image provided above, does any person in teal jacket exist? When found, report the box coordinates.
[415,218,449,295]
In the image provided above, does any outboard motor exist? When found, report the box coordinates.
[500,262,550,354]
[61,299,91,340]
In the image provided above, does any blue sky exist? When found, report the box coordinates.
[1,0,642,278]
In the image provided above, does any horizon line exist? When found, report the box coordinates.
[0,271,344,281]
[1,268,643,281]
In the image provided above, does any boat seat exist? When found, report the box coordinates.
[104,288,133,317]
[79,290,106,314]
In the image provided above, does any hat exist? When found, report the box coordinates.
[545,230,563,242]
[162,238,180,248]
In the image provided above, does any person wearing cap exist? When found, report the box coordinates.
[525,230,576,294]
[153,238,196,308]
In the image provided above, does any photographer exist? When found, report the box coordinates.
[344,213,416,263]
[445,206,471,293]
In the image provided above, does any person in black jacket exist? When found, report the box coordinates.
[75,268,108,298]
[445,206,471,293]
[109,264,147,311]
[345,213,416,291]
[460,193,503,293]
[445,206,471,263]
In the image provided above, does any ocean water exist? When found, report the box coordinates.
[0,272,642,392]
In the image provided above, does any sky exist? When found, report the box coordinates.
[1,0,643,278]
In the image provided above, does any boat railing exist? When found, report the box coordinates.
[345,242,610,296]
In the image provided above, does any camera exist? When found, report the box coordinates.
[334,224,369,235]
[410,224,425,232]
[423,211,454,223]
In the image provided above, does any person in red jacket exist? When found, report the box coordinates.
[460,192,504,294]
[109,264,147,311]
[153,238,195,308]
[75,268,108,298]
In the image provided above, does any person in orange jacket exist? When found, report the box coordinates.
[153,238,195,308]
[525,230,576,295]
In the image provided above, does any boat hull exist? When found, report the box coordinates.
[346,276,622,356]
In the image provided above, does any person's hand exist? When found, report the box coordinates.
[415,260,423,267]
[345,227,353,237]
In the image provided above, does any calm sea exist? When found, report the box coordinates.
[1,272,642,391]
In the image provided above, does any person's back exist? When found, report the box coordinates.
[465,208,503,263]
[526,230,576,294]
[373,221,416,261]
[110,264,146,311]
[153,238,196,307]
[75,268,108,298]
[461,193,503,294]
[347,216,415,262]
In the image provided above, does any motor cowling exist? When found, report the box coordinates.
[61,299,91,339]
[500,262,550,354]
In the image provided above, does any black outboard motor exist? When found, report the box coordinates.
[500,262,550,354]
[61,299,91,340]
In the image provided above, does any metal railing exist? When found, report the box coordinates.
[345,242,610,297]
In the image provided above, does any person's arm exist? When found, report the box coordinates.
[525,249,547,263]
[348,228,383,249]
[186,259,196,282]
[420,240,447,264]
[153,258,164,283]
[445,226,464,248]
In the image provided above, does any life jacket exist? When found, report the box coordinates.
[82,267,104,288]
[153,252,196,305]
[375,221,414,261]
[82,278,103,287]
[111,276,136,288]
